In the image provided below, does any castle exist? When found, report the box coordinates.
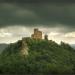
[31,28,42,40]
[31,28,48,40]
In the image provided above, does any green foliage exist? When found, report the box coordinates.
[0,38,75,74]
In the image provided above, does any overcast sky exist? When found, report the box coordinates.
[0,0,75,44]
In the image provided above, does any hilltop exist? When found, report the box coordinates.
[0,37,75,74]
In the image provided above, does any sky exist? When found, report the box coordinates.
[0,0,75,44]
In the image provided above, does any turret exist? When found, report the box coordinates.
[44,34,48,40]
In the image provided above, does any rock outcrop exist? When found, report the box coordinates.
[20,38,29,56]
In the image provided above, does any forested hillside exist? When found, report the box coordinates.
[0,44,8,53]
[0,38,75,74]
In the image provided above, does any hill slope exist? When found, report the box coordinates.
[0,38,75,74]
[70,44,75,49]
[0,44,8,53]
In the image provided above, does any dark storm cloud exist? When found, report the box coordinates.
[0,0,75,3]
[0,1,75,32]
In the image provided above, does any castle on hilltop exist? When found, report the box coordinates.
[31,28,48,40]
[22,28,48,41]
[21,28,48,55]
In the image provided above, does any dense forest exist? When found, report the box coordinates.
[0,38,75,74]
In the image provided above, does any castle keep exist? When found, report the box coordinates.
[31,28,42,40]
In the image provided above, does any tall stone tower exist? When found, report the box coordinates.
[31,28,42,40]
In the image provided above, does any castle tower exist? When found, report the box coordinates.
[44,34,48,40]
[34,28,38,34]
[31,28,42,40]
